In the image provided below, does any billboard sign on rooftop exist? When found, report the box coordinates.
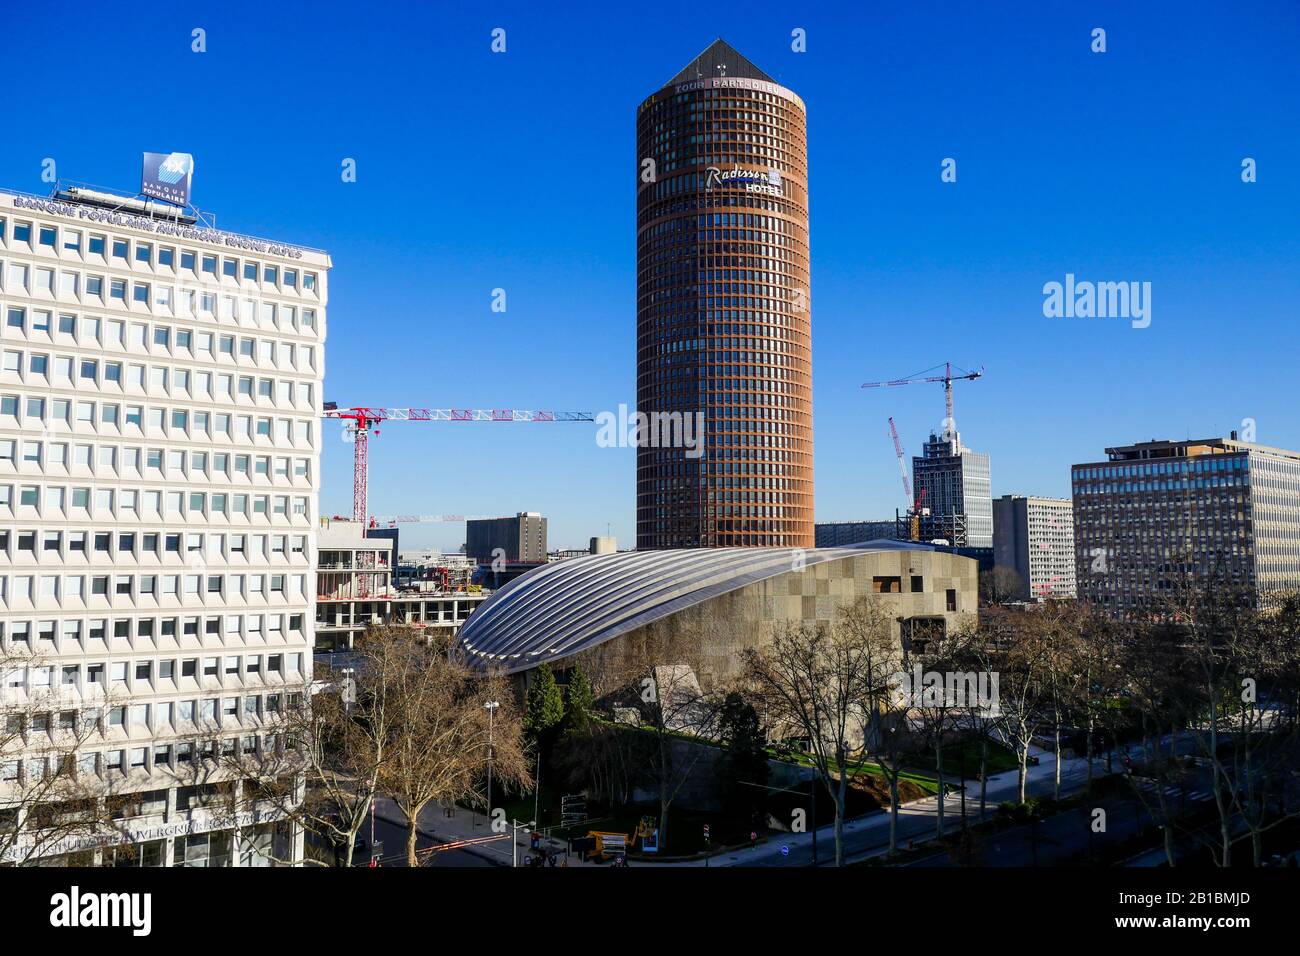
[141,151,194,207]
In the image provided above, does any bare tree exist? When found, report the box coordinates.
[1059,604,1125,797]
[1033,602,1086,801]
[218,628,404,867]
[599,626,725,854]
[1174,583,1300,866]
[374,630,529,866]
[990,612,1051,802]
[1114,607,1196,867]
[553,714,642,807]
[563,622,728,854]
[979,566,1025,607]
[843,599,913,855]
[906,624,969,838]
[741,610,888,866]
[641,658,722,855]
[960,615,1014,820]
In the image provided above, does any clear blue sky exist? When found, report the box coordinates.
[4,1,1297,551]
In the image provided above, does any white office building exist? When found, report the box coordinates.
[992,495,1076,601]
[0,186,328,866]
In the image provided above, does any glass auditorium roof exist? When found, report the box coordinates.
[457,542,934,673]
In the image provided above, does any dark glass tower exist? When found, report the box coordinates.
[635,39,813,549]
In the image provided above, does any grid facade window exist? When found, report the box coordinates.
[992,495,1075,601]
[1070,438,1300,613]
[0,192,328,864]
[635,42,813,549]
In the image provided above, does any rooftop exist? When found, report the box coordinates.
[0,185,330,263]
[664,38,775,87]
[457,542,937,673]
[1094,436,1300,463]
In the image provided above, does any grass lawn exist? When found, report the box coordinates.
[905,737,1020,778]
[769,747,943,796]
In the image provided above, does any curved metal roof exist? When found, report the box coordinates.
[458,542,933,673]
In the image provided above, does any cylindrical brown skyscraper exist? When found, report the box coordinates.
[636,39,813,550]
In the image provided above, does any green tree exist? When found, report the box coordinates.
[524,662,565,738]
[562,663,595,732]
[523,663,566,826]
[715,692,770,827]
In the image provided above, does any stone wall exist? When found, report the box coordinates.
[608,550,977,688]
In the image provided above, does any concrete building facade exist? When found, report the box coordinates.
[465,511,546,564]
[636,39,814,549]
[315,519,486,653]
[1072,436,1300,613]
[815,520,900,548]
[0,186,327,865]
[992,495,1076,601]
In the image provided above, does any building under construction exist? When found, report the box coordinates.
[912,430,992,548]
[315,518,489,653]
[865,363,992,549]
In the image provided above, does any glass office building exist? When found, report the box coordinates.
[1072,436,1300,613]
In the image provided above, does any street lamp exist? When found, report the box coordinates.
[511,819,536,868]
[484,700,500,827]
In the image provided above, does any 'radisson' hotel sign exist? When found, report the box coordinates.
[706,165,783,196]
[10,194,308,259]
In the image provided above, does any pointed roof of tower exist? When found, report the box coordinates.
[665,38,775,87]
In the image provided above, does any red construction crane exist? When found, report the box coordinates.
[887,416,912,502]
[887,416,931,541]
[862,362,984,440]
[321,404,595,524]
